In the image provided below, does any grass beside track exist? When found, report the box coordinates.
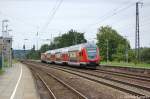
[0,69,4,75]
[101,61,150,69]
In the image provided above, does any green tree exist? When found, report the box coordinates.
[128,49,135,62]
[97,26,130,61]
[26,50,40,59]
[40,44,50,53]
[26,45,40,59]
[53,29,87,48]
[140,48,150,64]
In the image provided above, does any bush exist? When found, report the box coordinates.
[140,48,150,64]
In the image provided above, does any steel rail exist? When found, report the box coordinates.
[97,68,150,81]
[24,62,149,98]
[29,67,57,99]
[45,66,148,97]
[46,72,88,99]
[32,62,150,91]
[45,65,150,92]
[32,61,150,81]
[29,64,88,99]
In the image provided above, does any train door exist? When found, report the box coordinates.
[46,53,51,63]
[62,53,68,63]
[50,54,55,63]
[78,48,88,65]
[55,52,62,64]
[68,50,80,65]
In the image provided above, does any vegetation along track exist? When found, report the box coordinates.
[28,63,88,99]
[23,61,150,99]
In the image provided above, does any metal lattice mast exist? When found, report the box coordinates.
[135,2,142,62]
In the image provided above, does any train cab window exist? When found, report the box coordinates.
[86,47,97,59]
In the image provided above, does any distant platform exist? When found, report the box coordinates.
[0,63,39,99]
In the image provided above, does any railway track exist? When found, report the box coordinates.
[32,60,150,82]
[46,65,150,92]
[28,64,88,99]
[43,66,150,97]
[99,65,150,75]
[23,61,150,99]
[96,68,150,82]
[29,67,56,99]
[32,61,150,84]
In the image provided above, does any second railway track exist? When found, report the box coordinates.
[24,61,150,99]
[96,68,150,82]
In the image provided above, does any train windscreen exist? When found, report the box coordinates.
[86,47,97,59]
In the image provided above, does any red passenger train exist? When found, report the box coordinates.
[41,43,101,68]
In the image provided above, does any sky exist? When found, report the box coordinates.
[0,0,150,50]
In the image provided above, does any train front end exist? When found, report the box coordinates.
[84,43,100,67]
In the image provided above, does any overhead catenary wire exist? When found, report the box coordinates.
[81,0,146,33]
[81,0,138,31]
[111,15,150,30]
[114,20,150,32]
[40,0,63,33]
[110,1,150,30]
[40,0,60,30]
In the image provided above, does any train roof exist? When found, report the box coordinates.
[44,42,97,54]
[68,42,97,50]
